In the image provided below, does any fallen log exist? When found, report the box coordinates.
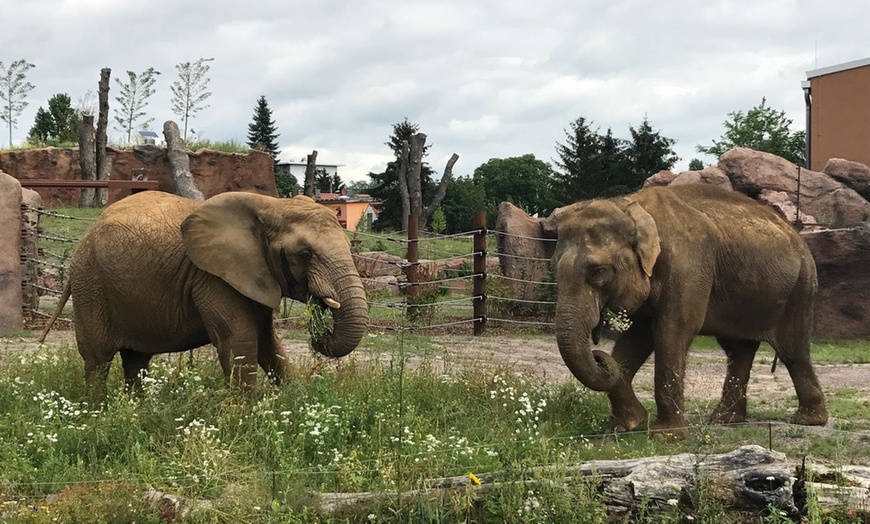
[319,445,800,518]
[163,120,204,200]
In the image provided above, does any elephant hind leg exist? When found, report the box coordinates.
[770,336,828,426]
[120,348,153,393]
[710,338,759,424]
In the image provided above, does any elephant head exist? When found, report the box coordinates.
[180,192,367,358]
[552,198,660,391]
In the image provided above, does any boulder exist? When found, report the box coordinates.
[669,166,733,191]
[353,251,404,278]
[363,275,401,296]
[494,202,555,298]
[757,190,817,225]
[801,225,870,338]
[0,171,23,334]
[643,170,678,187]
[823,158,870,200]
[718,147,870,228]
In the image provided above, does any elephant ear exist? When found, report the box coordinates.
[624,201,660,277]
[181,192,282,309]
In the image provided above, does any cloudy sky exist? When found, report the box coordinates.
[3,0,869,182]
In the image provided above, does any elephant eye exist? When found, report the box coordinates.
[586,264,613,284]
[298,250,312,263]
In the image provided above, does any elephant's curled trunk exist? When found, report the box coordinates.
[311,271,368,358]
[555,293,621,392]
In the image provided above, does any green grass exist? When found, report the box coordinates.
[186,138,250,154]
[0,334,868,523]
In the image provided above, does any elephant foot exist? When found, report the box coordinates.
[610,403,648,433]
[709,404,747,425]
[790,407,829,426]
[649,418,689,440]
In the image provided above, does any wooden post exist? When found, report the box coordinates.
[404,214,419,304]
[473,211,487,335]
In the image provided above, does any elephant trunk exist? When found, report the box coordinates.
[311,268,367,358]
[555,288,621,391]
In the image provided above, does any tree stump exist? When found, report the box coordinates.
[77,114,96,208]
[162,120,204,200]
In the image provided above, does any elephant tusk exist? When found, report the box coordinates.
[323,297,341,309]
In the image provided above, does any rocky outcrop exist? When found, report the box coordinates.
[669,166,733,191]
[0,171,22,334]
[801,225,870,338]
[718,148,870,228]
[823,158,870,201]
[494,202,556,297]
[0,145,277,206]
[643,170,678,187]
[757,190,817,225]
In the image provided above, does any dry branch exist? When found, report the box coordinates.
[396,140,410,231]
[421,152,459,227]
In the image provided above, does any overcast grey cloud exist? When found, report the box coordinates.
[2,0,869,181]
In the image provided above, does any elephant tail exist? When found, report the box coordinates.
[38,279,71,344]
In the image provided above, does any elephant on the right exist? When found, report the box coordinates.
[550,184,828,437]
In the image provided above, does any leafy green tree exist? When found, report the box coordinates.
[170,58,214,142]
[688,158,705,170]
[697,97,806,165]
[274,169,298,197]
[246,95,280,167]
[441,176,486,234]
[0,59,35,148]
[28,93,78,145]
[623,116,679,185]
[553,118,626,204]
[346,179,375,194]
[367,119,435,231]
[473,154,556,221]
[113,67,160,143]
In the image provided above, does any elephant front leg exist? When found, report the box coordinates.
[258,322,291,385]
[649,321,695,438]
[607,318,653,432]
[217,341,260,389]
[710,338,759,424]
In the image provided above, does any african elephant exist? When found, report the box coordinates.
[41,191,367,396]
[552,184,828,437]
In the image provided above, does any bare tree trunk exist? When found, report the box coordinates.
[78,114,96,208]
[163,120,204,200]
[303,150,318,197]
[421,153,459,228]
[396,140,410,231]
[407,133,426,218]
[95,68,110,206]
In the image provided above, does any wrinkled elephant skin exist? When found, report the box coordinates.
[553,184,828,437]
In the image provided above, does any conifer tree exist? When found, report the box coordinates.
[246,95,280,165]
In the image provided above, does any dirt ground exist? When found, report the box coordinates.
[18,329,869,413]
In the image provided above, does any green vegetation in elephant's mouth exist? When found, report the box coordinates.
[305,298,334,352]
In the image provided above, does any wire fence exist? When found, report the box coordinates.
[23,206,560,335]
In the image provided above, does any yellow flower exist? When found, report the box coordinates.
[468,472,482,486]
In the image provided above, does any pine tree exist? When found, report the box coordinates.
[246,95,280,165]
[553,117,625,204]
[622,116,679,186]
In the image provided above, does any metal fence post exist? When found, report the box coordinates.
[473,211,487,335]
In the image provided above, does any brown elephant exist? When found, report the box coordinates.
[41,191,368,396]
[551,184,828,437]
